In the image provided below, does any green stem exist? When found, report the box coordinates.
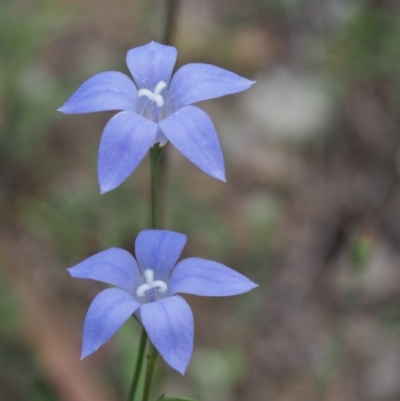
[157,0,179,221]
[127,328,148,401]
[137,146,163,401]
[142,344,159,401]
[162,0,179,46]
[150,145,164,229]
[127,146,163,401]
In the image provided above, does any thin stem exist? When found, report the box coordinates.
[127,329,148,401]
[142,344,159,401]
[150,145,164,229]
[134,145,162,401]
[127,147,163,401]
[162,0,179,46]
[157,0,179,225]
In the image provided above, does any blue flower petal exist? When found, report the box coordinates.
[98,111,158,193]
[141,296,193,374]
[126,42,177,90]
[81,288,140,359]
[170,258,258,297]
[170,63,255,108]
[68,248,141,293]
[159,106,225,181]
[135,230,187,279]
[58,72,137,114]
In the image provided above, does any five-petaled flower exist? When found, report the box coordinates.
[58,41,255,193]
[68,230,257,374]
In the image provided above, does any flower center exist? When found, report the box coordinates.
[138,81,167,107]
[136,269,168,302]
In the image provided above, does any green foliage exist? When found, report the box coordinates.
[333,5,400,81]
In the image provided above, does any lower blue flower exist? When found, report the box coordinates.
[68,229,258,374]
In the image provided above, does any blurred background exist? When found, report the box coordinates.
[2,0,400,400]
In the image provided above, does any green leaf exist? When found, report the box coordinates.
[155,394,166,401]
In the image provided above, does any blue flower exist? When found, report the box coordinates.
[68,230,257,374]
[58,41,255,193]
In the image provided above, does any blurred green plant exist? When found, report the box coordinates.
[0,0,75,204]
[314,232,373,401]
[332,5,400,82]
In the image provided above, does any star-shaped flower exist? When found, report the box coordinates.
[68,230,257,374]
[58,41,255,193]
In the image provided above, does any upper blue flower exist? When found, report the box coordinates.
[58,41,255,193]
[68,229,257,374]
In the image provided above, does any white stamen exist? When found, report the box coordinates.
[136,269,168,298]
[153,280,168,292]
[144,269,154,283]
[154,81,167,95]
[138,81,167,107]
[136,284,149,297]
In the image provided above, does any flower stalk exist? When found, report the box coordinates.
[142,343,159,401]
[163,0,179,46]
[127,145,163,401]
[128,328,148,401]
[139,145,163,400]
[150,145,164,229]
